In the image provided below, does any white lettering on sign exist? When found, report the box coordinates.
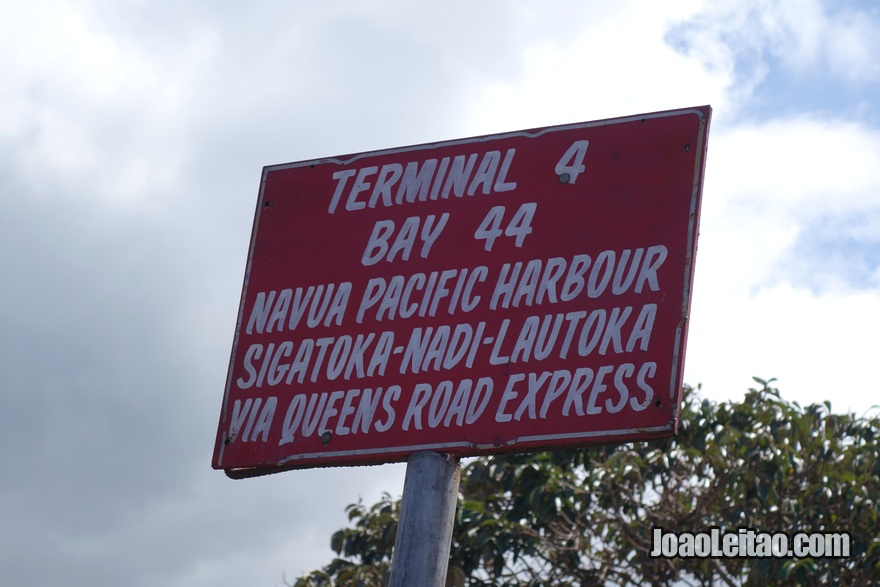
[484,304,656,366]
[399,321,487,374]
[228,396,278,443]
[246,283,352,334]
[494,362,656,423]
[356,267,488,323]
[327,149,518,213]
[402,378,493,431]
[474,203,536,251]
[218,107,711,471]
[490,246,668,310]
[554,140,589,184]
[236,332,396,388]
[277,385,402,445]
[361,213,450,266]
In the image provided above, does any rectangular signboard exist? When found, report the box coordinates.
[213,106,711,476]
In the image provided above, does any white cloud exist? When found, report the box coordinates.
[698,115,880,289]
[667,0,880,97]
[685,114,880,411]
[0,0,215,207]
[686,279,880,413]
[462,1,728,133]
[825,8,880,82]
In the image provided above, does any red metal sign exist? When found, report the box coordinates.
[213,106,711,476]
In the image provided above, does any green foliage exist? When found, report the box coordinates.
[293,380,880,586]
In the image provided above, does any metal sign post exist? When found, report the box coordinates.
[389,452,461,587]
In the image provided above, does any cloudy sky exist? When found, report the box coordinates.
[2,0,879,585]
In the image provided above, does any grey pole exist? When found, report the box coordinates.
[389,451,461,587]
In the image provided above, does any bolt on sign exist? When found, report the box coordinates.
[213,106,711,477]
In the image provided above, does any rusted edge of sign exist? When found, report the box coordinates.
[266,106,710,172]
[272,424,674,465]
[667,106,711,430]
[224,424,675,479]
[214,167,274,470]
